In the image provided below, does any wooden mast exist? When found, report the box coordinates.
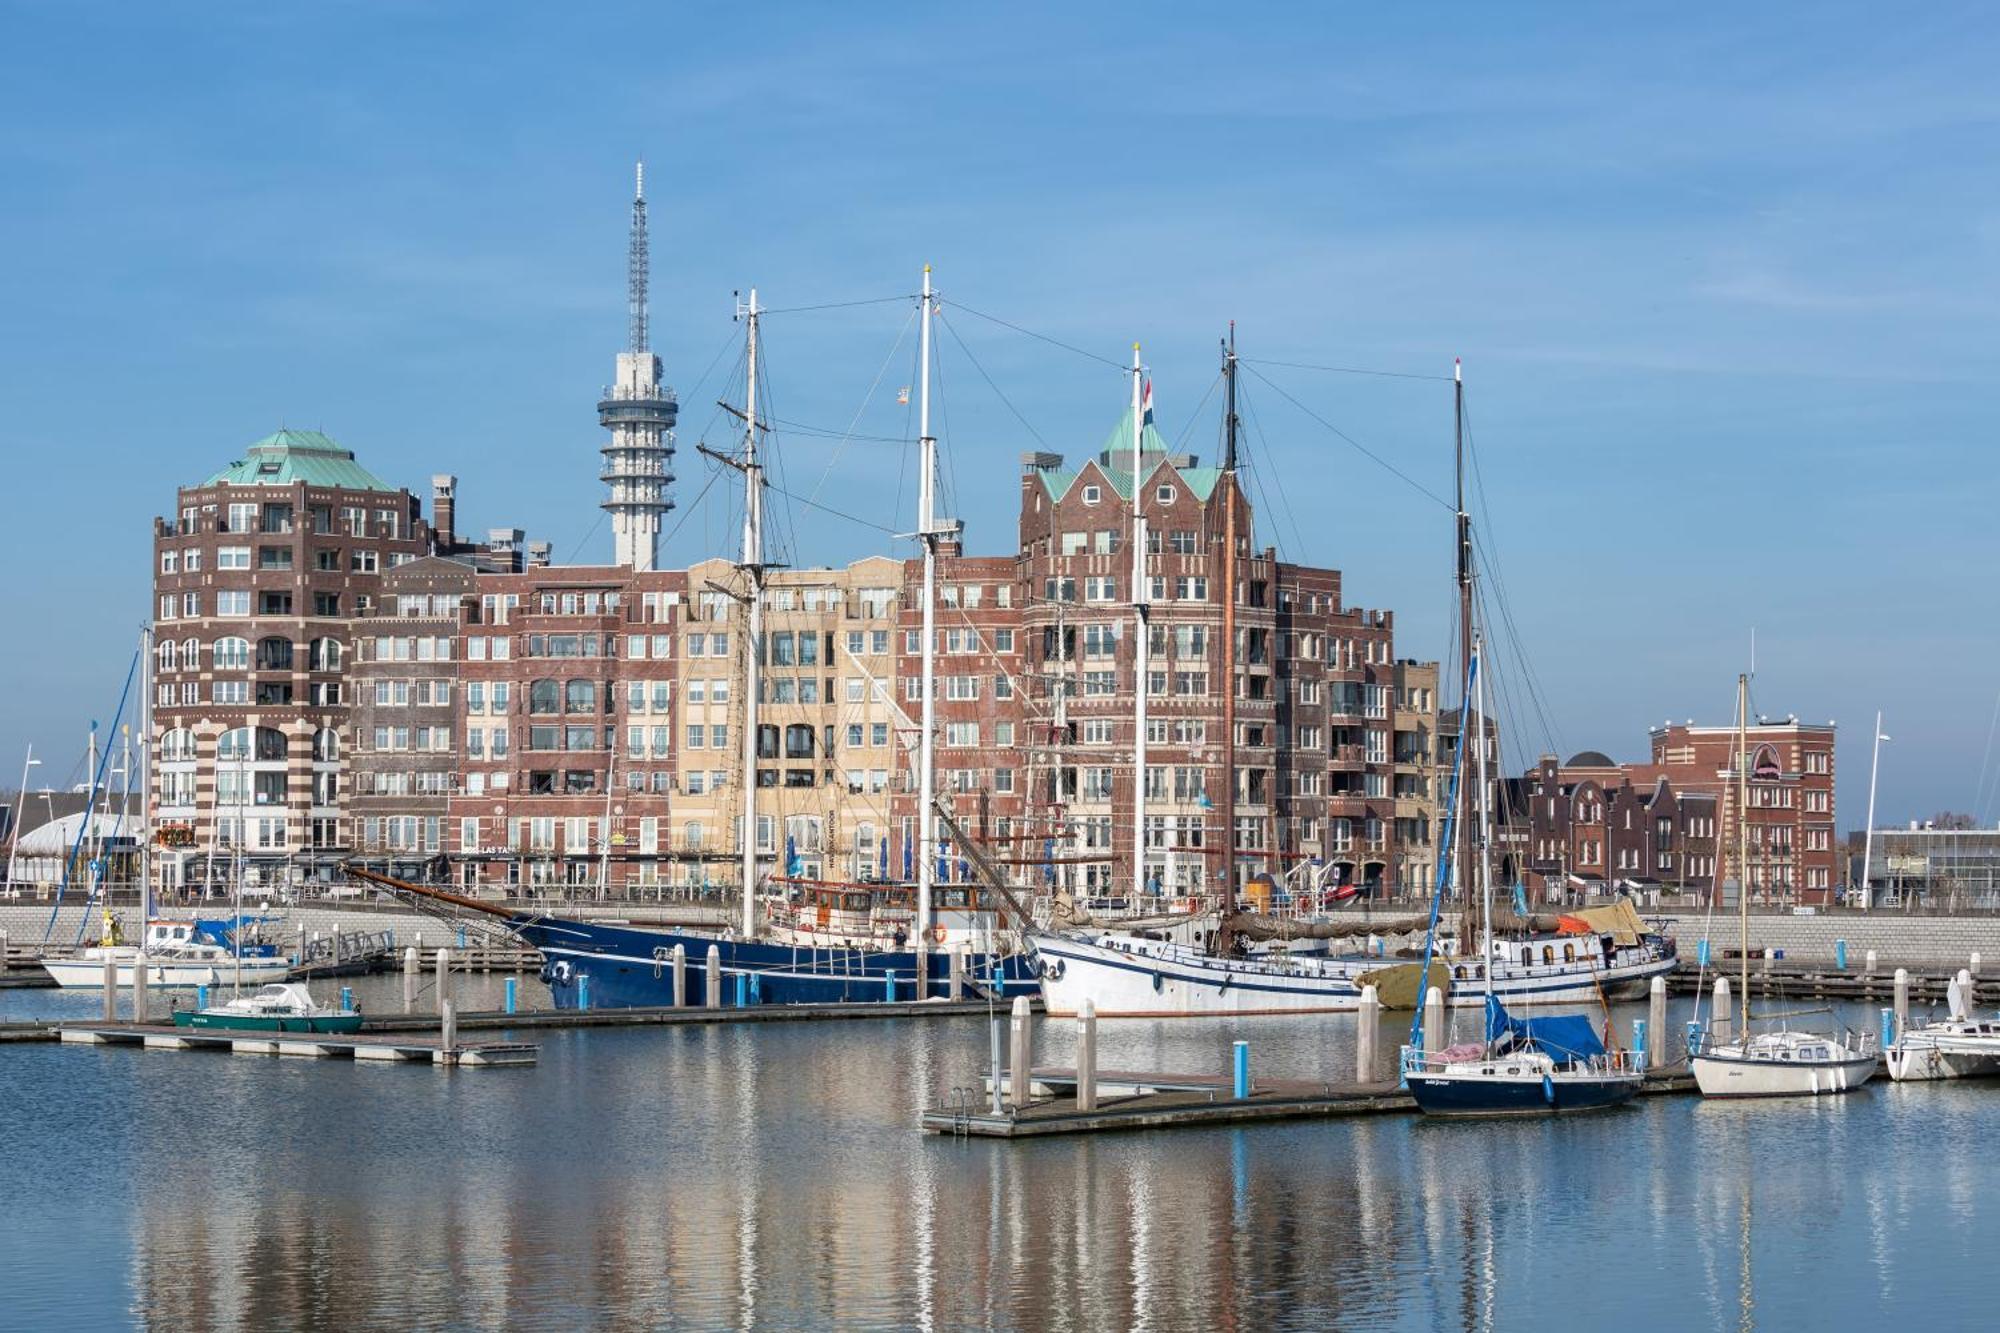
[1219,326,1240,915]
[1454,360,1478,945]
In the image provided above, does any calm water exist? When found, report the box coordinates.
[1,976,1993,1331]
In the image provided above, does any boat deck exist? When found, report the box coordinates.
[53,1022,537,1067]
[924,1067,1698,1138]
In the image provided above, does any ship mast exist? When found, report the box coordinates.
[736,291,765,937]
[1219,328,1240,909]
[916,265,941,944]
[1453,359,1477,944]
[1130,344,1150,905]
[1736,672,1750,1028]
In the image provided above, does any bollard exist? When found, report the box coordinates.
[403,948,419,1014]
[331,931,342,971]
[671,944,686,1008]
[884,970,896,1003]
[1357,984,1381,1082]
[130,953,150,1024]
[1697,938,1710,968]
[578,973,591,1011]
[1880,1007,1896,1055]
[340,986,354,1014]
[296,923,308,966]
[989,1016,1006,1115]
[1894,968,1910,1044]
[948,944,966,1001]
[196,983,209,1011]
[1649,975,1668,1069]
[1712,977,1732,1043]
[1954,968,1974,1021]
[1973,951,1984,979]
[1865,949,1877,977]
[1233,1040,1250,1099]
[736,973,749,1008]
[1423,986,1445,1058]
[441,999,457,1055]
[1008,994,1033,1110]
[1076,1000,1098,1111]
[1836,939,1848,971]
[0,928,9,974]
[103,955,117,1021]
[504,977,518,1014]
[705,945,721,1009]
[403,944,419,974]
[436,947,452,1016]
[1633,1019,1648,1069]
[1763,947,1775,975]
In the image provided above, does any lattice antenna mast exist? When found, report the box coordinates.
[629,162,650,353]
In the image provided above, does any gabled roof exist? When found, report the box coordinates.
[204,429,397,492]
[1031,407,1223,503]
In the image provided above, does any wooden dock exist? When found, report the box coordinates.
[1667,960,1985,1004]
[923,1067,1700,1138]
[53,1022,536,1067]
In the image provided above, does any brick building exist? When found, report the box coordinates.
[1649,718,1839,904]
[1520,752,1719,904]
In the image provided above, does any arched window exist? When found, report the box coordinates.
[1562,943,1575,963]
[529,679,560,714]
[256,637,293,671]
[159,729,195,761]
[308,638,342,671]
[254,727,287,761]
[757,724,780,759]
[182,638,199,667]
[312,728,340,762]
[1542,945,1555,966]
[213,637,250,670]
[217,727,252,760]
[156,640,178,672]
[564,679,597,714]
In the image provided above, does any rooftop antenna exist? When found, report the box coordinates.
[629,160,649,354]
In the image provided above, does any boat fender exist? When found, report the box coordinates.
[1542,1074,1555,1105]
[1152,971,1164,994]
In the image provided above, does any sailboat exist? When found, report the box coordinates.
[345,273,1035,1008]
[1401,638,1643,1116]
[1886,970,2000,1081]
[1689,675,1877,1097]
[1032,355,1679,1017]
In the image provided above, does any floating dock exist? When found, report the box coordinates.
[53,1022,536,1067]
[924,1067,1699,1138]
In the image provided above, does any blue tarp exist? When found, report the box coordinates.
[1485,996,1606,1063]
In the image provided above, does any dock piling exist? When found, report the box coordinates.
[331,930,342,971]
[296,923,307,966]
[1632,1019,1648,1069]
[130,953,149,1024]
[1894,968,1910,1043]
[1422,987,1444,1058]
[915,937,929,999]
[948,944,965,1001]
[671,944,686,1008]
[988,1017,1005,1114]
[705,945,721,1009]
[1713,977,1732,1042]
[1865,949,1878,977]
[883,970,896,1003]
[441,999,457,1055]
[1973,951,1984,979]
[1076,1000,1098,1112]
[1836,939,1848,971]
[1880,1008,1895,1054]
[436,947,452,1016]
[103,956,116,1021]
[196,984,208,1011]
[402,947,418,1014]
[504,977,517,1014]
[578,974,591,1011]
[340,986,354,1014]
[1357,984,1380,1082]
[1232,1041,1250,1099]
[1648,976,1668,1069]
[0,928,9,974]
[737,973,750,1007]
[1008,995,1033,1110]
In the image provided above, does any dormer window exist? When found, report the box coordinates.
[1082,484,1101,505]
[1156,485,1176,504]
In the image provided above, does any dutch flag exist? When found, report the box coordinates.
[1141,378,1155,428]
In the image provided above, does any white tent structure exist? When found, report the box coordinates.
[7,811,140,894]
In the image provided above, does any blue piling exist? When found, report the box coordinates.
[1880,1007,1896,1053]
[884,970,897,1002]
[1836,939,1849,971]
[749,973,762,1005]
[1233,1040,1250,1098]
[578,974,591,1012]
[1632,1018,1648,1069]
[504,977,517,1014]
[340,986,354,1014]
[1686,1020,1704,1057]
[196,983,209,1011]
[735,973,749,1007]
[1697,938,1711,967]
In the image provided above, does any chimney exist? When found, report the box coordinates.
[431,474,457,550]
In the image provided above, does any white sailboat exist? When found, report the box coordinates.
[1690,674,1877,1097]
[1886,970,2000,1082]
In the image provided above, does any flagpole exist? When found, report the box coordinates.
[1130,343,1149,907]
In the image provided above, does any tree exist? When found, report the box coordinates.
[1928,811,1978,831]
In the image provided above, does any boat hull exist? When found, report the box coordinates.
[171,1011,364,1034]
[1406,1069,1641,1117]
[515,917,1038,1009]
[1886,1030,2000,1082]
[1690,1050,1877,1097]
[41,956,293,990]
[1031,932,1678,1018]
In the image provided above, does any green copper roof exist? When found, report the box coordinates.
[1032,407,1222,502]
[204,429,396,492]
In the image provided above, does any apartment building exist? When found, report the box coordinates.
[1649,717,1839,904]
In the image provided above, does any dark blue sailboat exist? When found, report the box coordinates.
[1404,997,1641,1117]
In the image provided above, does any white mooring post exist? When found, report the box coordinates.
[1649,975,1668,1069]
[1893,968,1910,1045]
[1008,994,1034,1111]
[670,943,686,1008]
[705,944,721,1009]
[0,928,10,974]
[331,930,342,971]
[295,923,308,966]
[948,944,966,1001]
[1865,949,1878,977]
[989,1016,1005,1115]
[103,955,117,1021]
[1357,984,1381,1082]
[435,947,452,1017]
[1712,976,1732,1043]
[1075,999,1098,1112]
[1422,986,1445,1058]
[915,935,930,1001]
[440,999,457,1056]
[1972,951,1983,979]
[402,947,418,1013]
[130,954,150,1024]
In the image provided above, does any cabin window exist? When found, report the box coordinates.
[1542,946,1555,966]
[1562,943,1575,963]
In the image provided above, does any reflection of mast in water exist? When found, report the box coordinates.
[1737,1175,1755,1333]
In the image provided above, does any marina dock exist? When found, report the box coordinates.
[53,1021,537,1067]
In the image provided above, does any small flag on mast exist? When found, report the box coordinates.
[1141,378,1154,428]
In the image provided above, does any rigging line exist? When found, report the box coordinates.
[1242,363,1455,511]
[932,315,962,530]
[938,299,1130,372]
[1173,372,1222,452]
[935,308,1051,451]
[763,481,901,535]
[1242,357,1453,383]
[1972,686,2000,824]
[804,303,918,510]
[1235,375,1312,569]
[756,294,917,316]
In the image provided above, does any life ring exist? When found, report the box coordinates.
[931,925,948,945]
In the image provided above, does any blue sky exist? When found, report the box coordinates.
[1,3,1995,825]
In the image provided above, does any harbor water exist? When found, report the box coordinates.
[2,977,1995,1330]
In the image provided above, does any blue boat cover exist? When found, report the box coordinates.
[1485,996,1605,1063]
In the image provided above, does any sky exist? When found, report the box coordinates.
[0,3,1995,827]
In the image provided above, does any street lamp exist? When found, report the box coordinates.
[1860,713,1891,911]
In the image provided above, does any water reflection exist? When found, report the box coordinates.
[2,995,1997,1329]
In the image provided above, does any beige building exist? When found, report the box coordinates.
[1392,659,1440,896]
